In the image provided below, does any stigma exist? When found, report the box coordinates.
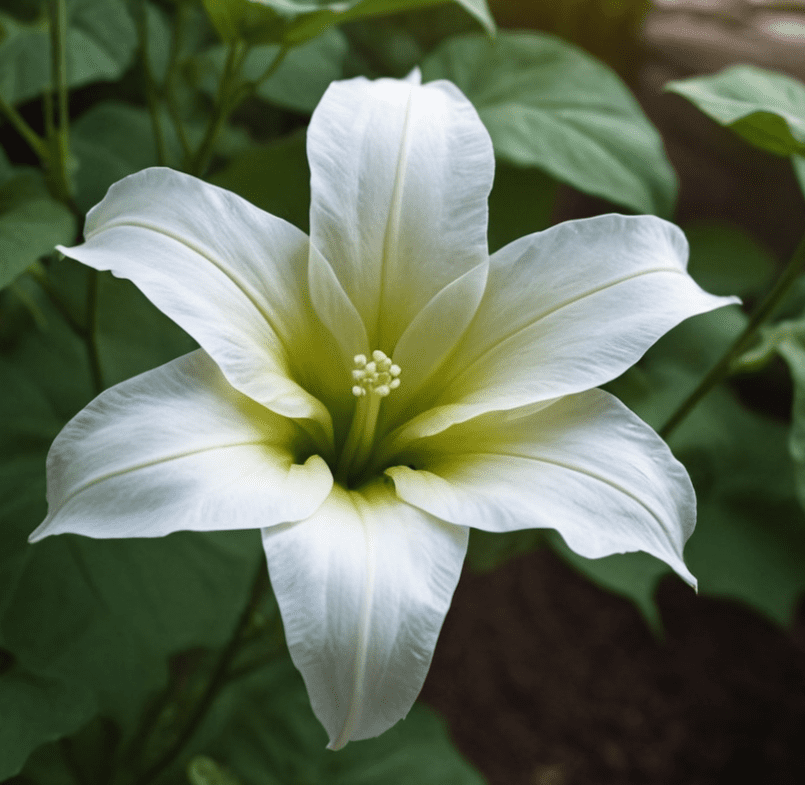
[351,350,401,397]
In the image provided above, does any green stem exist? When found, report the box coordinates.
[660,231,805,440]
[185,43,289,178]
[10,281,49,331]
[133,563,270,785]
[135,0,168,166]
[185,41,246,177]
[232,44,290,112]
[164,0,192,159]
[252,44,290,88]
[0,94,48,160]
[60,737,90,785]
[45,0,73,205]
[117,656,193,781]
[86,269,104,395]
[52,0,69,137]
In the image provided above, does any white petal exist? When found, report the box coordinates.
[58,168,333,441]
[262,482,468,749]
[388,260,488,412]
[386,215,739,449]
[387,388,697,587]
[29,351,333,542]
[308,244,369,366]
[307,76,493,349]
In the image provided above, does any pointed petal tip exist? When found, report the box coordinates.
[404,66,422,85]
[326,735,348,752]
[28,519,50,544]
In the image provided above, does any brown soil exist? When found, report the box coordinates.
[421,549,805,785]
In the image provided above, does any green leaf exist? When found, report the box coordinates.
[766,330,805,514]
[0,669,94,779]
[793,154,805,198]
[71,101,251,213]
[0,291,95,776]
[0,172,76,290]
[143,0,172,83]
[666,65,805,157]
[0,273,93,420]
[465,527,543,573]
[196,28,349,114]
[195,659,487,785]
[188,756,244,785]
[609,307,805,627]
[487,161,556,254]
[684,220,776,298]
[0,0,137,105]
[730,303,805,516]
[4,531,263,724]
[201,0,493,46]
[211,129,311,231]
[0,281,260,747]
[421,31,677,216]
[683,389,805,626]
[71,103,164,214]
[94,272,198,388]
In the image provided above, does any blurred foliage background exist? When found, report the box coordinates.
[1,0,805,783]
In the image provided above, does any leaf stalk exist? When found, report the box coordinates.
[660,230,805,439]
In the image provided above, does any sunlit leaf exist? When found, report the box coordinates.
[201,0,493,45]
[421,31,677,216]
[666,65,805,157]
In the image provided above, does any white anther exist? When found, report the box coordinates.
[350,349,402,397]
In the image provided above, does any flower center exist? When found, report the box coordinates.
[351,350,401,398]
[336,350,401,485]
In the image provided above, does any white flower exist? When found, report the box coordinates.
[30,72,737,749]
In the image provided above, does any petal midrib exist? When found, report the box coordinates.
[56,439,278,510]
[450,265,687,391]
[449,449,680,545]
[329,491,377,750]
[377,87,414,348]
[87,218,295,359]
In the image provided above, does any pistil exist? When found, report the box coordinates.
[336,350,401,484]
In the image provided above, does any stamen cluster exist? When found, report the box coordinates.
[351,350,401,397]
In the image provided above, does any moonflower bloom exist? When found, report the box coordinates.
[30,72,737,749]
